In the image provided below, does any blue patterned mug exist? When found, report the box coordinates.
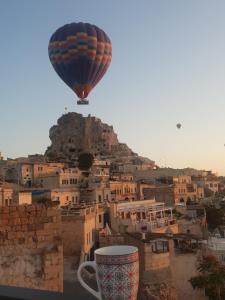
[77,245,139,300]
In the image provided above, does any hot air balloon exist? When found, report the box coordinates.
[176,123,181,129]
[48,22,112,105]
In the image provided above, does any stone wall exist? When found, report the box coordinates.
[99,234,125,248]
[142,186,175,206]
[61,216,84,255]
[178,220,203,236]
[0,205,63,292]
[144,244,170,270]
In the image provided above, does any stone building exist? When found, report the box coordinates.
[139,183,175,206]
[192,171,219,194]
[79,183,111,204]
[0,187,14,206]
[32,162,65,184]
[3,161,65,187]
[90,160,110,182]
[18,191,32,205]
[109,180,138,202]
[20,163,34,186]
[173,176,204,204]
[35,168,81,189]
[0,182,17,207]
[138,176,204,206]
[30,188,81,208]
[110,199,178,233]
[50,188,80,207]
[61,204,104,259]
[116,160,155,173]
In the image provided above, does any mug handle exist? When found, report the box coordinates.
[77,261,101,300]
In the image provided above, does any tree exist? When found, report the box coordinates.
[36,198,53,207]
[78,152,94,171]
[204,187,214,198]
[189,255,225,300]
[205,206,225,230]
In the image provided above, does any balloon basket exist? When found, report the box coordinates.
[77,99,89,105]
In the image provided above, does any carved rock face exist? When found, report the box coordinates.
[45,113,134,162]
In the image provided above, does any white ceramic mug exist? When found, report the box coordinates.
[77,245,139,300]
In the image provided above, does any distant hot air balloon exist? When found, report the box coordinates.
[48,22,112,105]
[176,123,181,129]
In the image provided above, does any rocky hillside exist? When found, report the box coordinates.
[45,112,136,162]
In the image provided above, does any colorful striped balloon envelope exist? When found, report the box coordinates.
[48,22,112,104]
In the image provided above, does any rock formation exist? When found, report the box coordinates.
[45,112,136,162]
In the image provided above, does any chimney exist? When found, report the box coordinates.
[141,232,146,240]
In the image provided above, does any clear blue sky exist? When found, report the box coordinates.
[1,1,225,174]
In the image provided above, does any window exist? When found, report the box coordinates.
[72,178,77,184]
[152,241,169,253]
[98,195,102,203]
[87,233,89,245]
[66,196,69,201]
[99,214,102,223]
